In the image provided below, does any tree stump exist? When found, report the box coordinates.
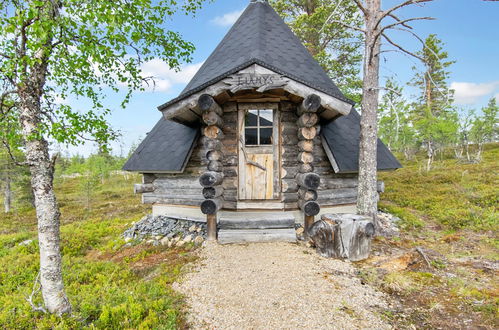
[308,213,375,261]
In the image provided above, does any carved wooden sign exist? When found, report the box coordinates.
[224,73,289,93]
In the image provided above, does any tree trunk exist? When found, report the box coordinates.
[357,0,381,222]
[18,80,71,313]
[4,173,11,213]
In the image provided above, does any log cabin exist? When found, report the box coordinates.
[123,0,401,243]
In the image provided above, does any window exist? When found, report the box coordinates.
[245,109,273,145]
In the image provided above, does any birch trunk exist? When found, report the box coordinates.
[18,62,71,314]
[357,0,381,221]
[4,173,11,213]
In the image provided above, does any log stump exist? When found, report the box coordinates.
[308,214,375,261]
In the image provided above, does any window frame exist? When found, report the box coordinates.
[244,109,274,146]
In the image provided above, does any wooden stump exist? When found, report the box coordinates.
[207,213,217,241]
[308,214,375,261]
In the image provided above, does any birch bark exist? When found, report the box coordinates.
[357,0,381,220]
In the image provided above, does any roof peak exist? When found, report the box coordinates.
[159,0,353,112]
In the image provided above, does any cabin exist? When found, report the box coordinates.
[123,0,401,243]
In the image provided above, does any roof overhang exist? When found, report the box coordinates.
[159,63,354,125]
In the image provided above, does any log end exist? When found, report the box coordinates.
[302,94,321,112]
[201,198,222,215]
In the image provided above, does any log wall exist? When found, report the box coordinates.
[139,100,382,210]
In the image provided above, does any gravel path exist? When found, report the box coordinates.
[174,242,391,329]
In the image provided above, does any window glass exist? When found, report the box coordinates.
[245,110,258,126]
[259,110,273,126]
[244,109,274,146]
[245,128,258,145]
[260,128,273,145]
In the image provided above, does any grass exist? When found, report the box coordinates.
[0,173,196,329]
[1,145,497,329]
[362,143,499,329]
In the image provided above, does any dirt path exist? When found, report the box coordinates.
[174,242,391,329]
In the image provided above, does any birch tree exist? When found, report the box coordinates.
[0,0,205,314]
[331,0,434,222]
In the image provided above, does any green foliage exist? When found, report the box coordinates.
[0,171,195,328]
[410,34,455,115]
[380,143,499,231]
[378,77,419,158]
[0,0,206,148]
[271,0,363,103]
[469,97,499,160]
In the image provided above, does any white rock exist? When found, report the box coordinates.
[194,236,204,245]
[174,236,181,242]
[146,240,155,245]
[124,237,132,243]
[160,237,170,246]
[295,227,304,235]
[154,236,163,240]
[167,240,174,248]
[176,240,185,247]
[188,225,197,233]
[196,227,202,233]
[183,235,193,243]
[18,239,33,246]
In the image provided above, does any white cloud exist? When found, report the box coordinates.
[495,93,499,102]
[139,59,203,92]
[210,9,244,27]
[451,81,499,104]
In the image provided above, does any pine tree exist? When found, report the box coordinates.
[410,34,456,171]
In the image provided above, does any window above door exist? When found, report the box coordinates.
[244,109,274,146]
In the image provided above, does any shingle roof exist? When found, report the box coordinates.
[122,119,199,172]
[158,0,353,111]
[321,109,402,173]
[124,111,401,174]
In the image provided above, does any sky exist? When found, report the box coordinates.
[59,0,499,157]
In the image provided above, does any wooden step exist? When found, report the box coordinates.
[219,214,295,230]
[218,228,297,244]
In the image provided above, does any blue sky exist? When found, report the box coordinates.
[61,0,499,156]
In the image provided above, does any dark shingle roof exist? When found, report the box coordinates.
[321,109,402,173]
[123,118,199,172]
[158,0,353,111]
[124,111,401,174]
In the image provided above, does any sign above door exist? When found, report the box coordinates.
[225,73,289,93]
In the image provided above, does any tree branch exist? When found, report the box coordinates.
[380,33,424,62]
[387,13,414,29]
[379,0,433,24]
[1,140,27,167]
[379,17,435,37]
[352,0,367,16]
[324,20,366,34]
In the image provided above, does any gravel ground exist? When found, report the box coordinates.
[173,242,391,330]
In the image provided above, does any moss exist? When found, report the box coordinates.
[0,173,192,329]
[380,143,499,232]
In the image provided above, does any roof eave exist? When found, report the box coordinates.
[158,62,354,124]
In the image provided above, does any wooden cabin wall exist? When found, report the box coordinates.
[140,140,206,206]
[220,102,238,209]
[141,100,379,210]
[280,101,368,210]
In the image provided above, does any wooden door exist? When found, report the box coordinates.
[238,104,280,200]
